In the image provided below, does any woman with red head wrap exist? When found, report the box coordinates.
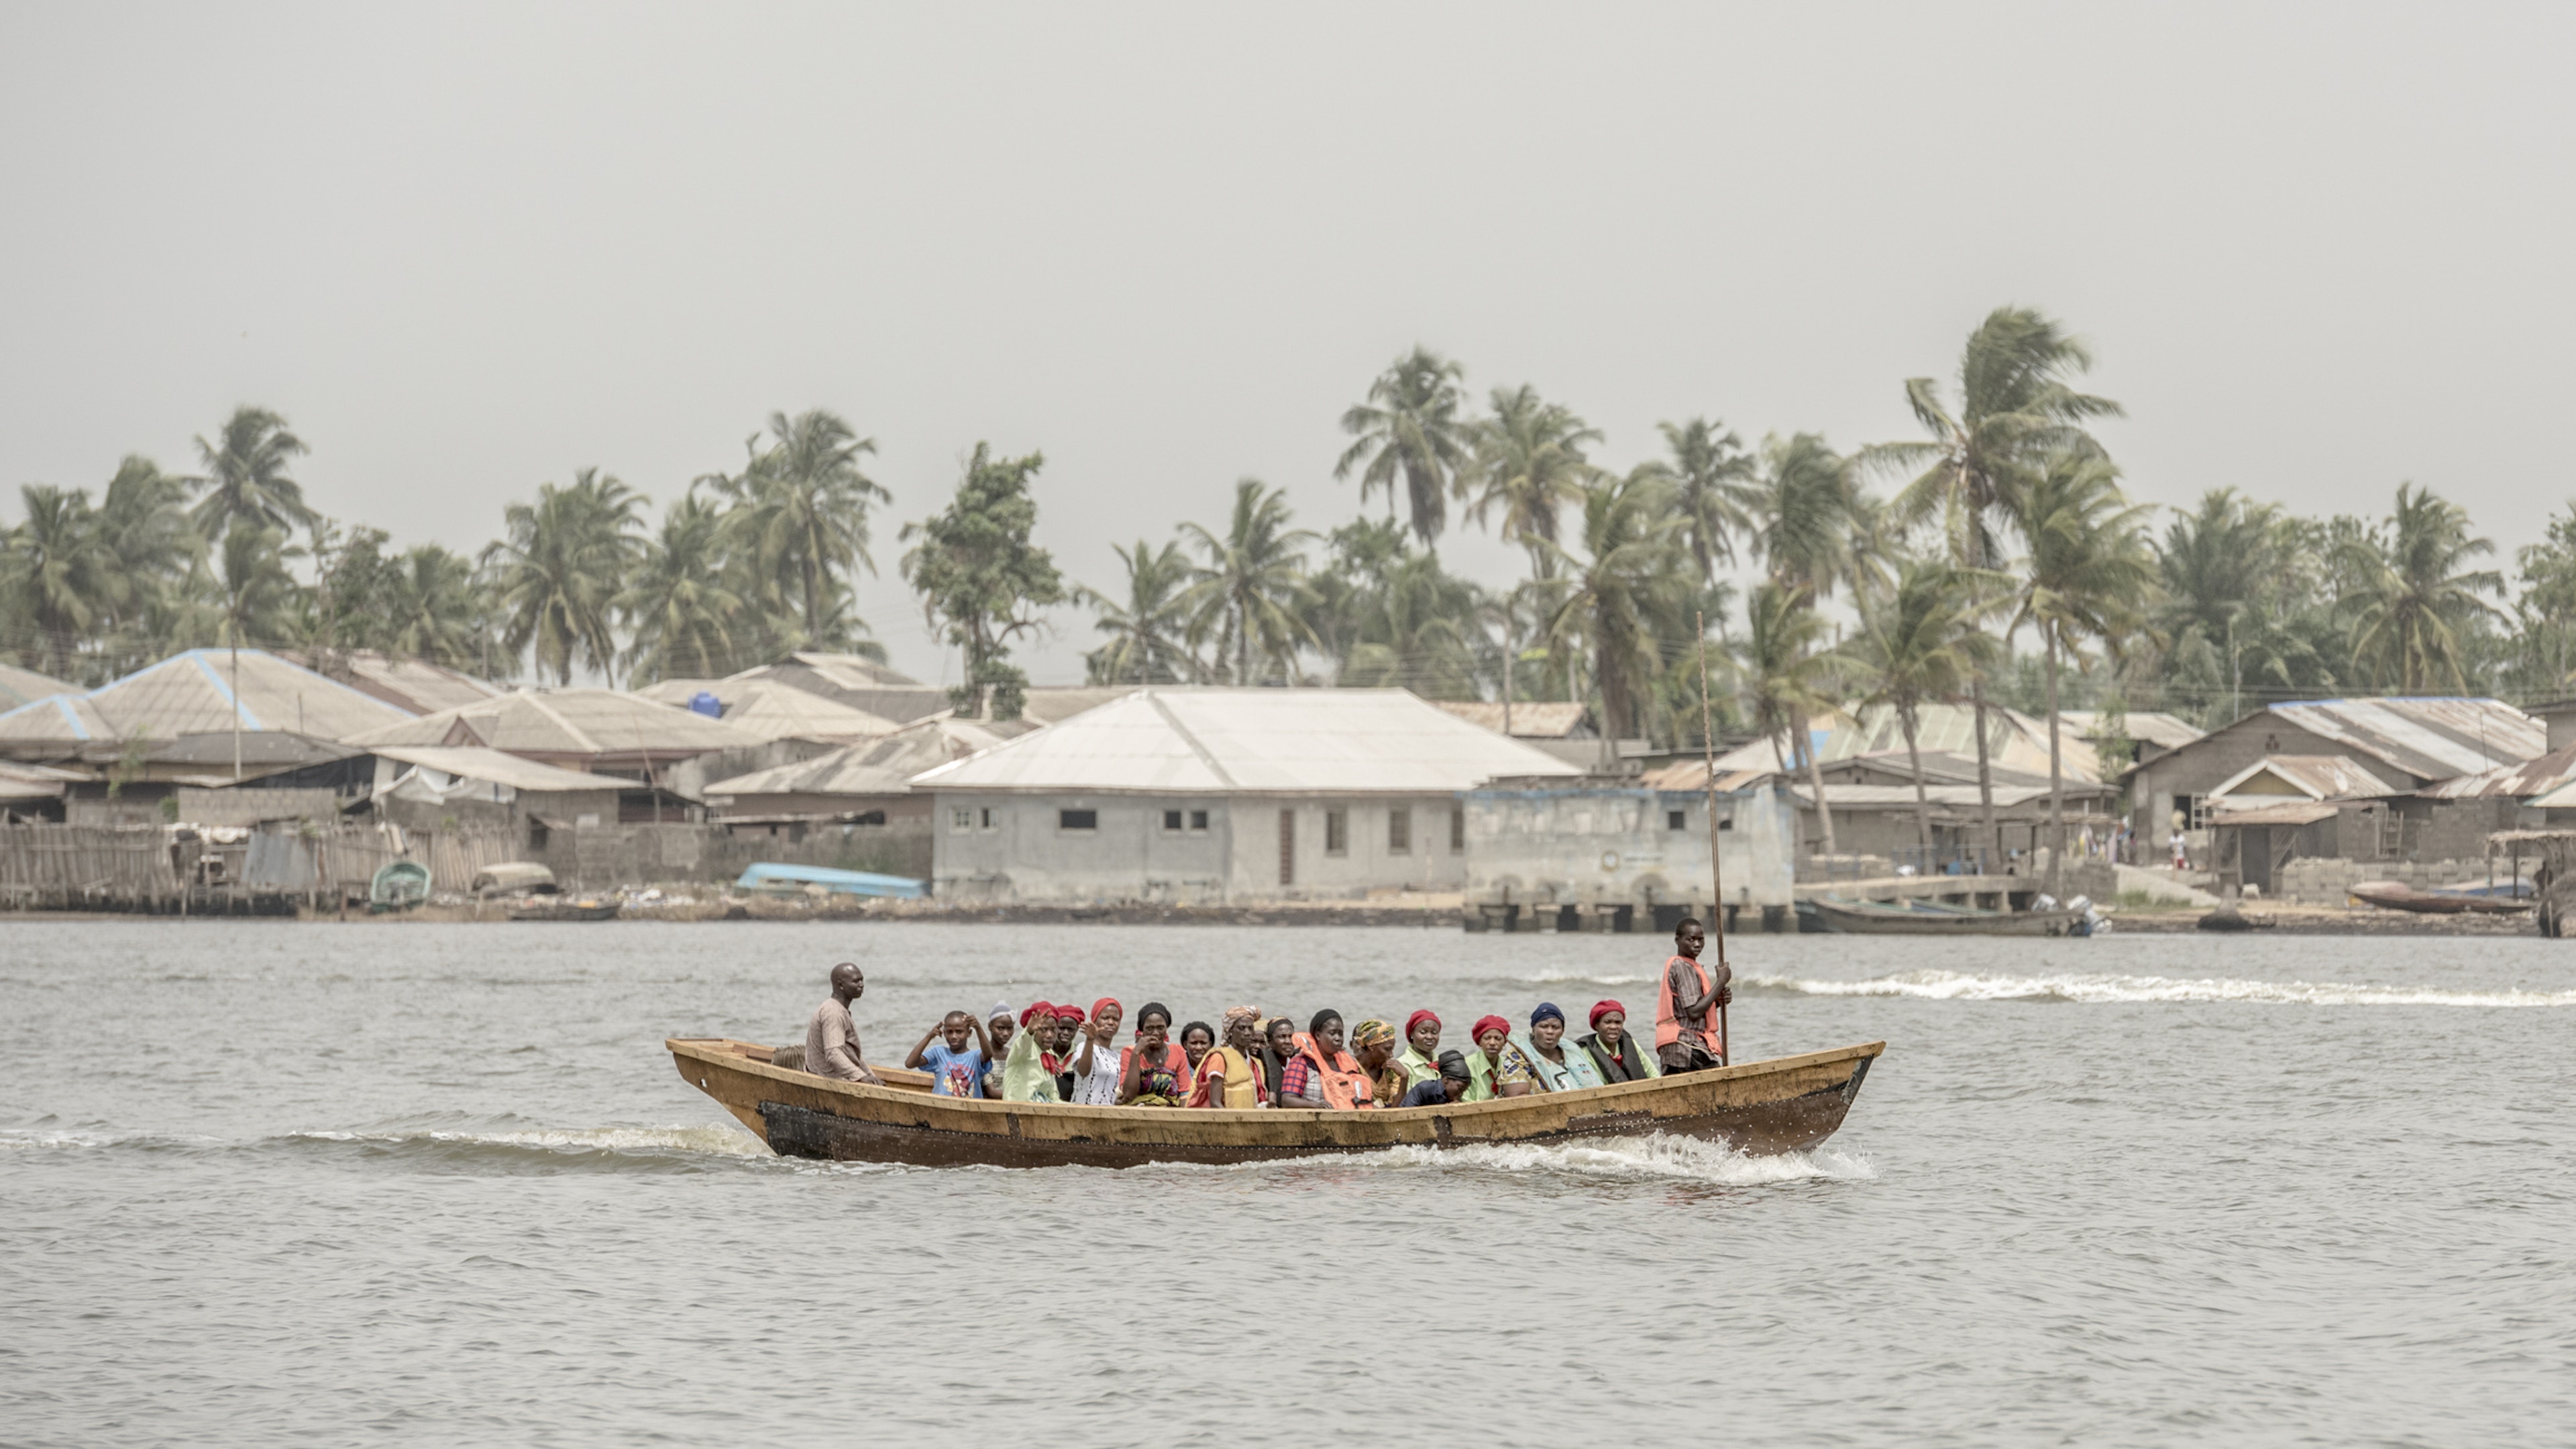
[1578,999,1658,1083]
[1065,998,1125,1106]
[1393,1010,1444,1102]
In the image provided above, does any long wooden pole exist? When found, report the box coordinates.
[1695,610,1729,1065]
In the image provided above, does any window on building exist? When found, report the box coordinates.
[1450,808,1465,853]
[1667,808,1686,832]
[951,807,973,833]
[1059,808,1097,832]
[1189,808,1210,833]
[1278,809,1296,885]
[1326,809,1348,856]
[979,806,997,831]
[2183,794,2213,831]
[1389,807,1411,854]
[1163,809,1183,832]
[851,810,886,827]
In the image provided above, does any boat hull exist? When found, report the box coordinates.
[1811,898,2083,936]
[2349,881,2531,916]
[667,1036,1883,1169]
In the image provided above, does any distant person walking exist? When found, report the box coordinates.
[805,963,883,1084]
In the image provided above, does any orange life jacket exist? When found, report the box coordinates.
[1656,953,1723,1061]
[1289,1033,1377,1110]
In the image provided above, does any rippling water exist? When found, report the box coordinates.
[4,921,2570,1445]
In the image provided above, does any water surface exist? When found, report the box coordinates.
[3,921,2569,1445]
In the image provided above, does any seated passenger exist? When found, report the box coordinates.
[1069,998,1126,1105]
[1279,1010,1375,1110]
[804,963,883,1085]
[903,1009,992,1097]
[1261,1016,1299,1108]
[1513,1002,1605,1093]
[1395,1011,1442,1096]
[1051,1004,1089,1099]
[1350,1019,1405,1111]
[979,1002,1016,1099]
[1397,1050,1473,1108]
[1577,999,1658,1083]
[1118,1001,1193,1106]
[1178,1020,1216,1077]
[1000,1002,1063,1101]
[1189,1006,1271,1108]
[1463,1014,1535,1100]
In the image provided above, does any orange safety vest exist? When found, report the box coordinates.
[1288,1034,1377,1110]
[1190,1045,1267,1108]
[1656,953,1723,1061]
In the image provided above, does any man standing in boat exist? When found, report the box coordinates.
[806,963,883,1085]
[1656,918,1731,1073]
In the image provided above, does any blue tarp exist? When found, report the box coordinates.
[734,862,926,899]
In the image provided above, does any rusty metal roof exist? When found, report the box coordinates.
[2266,698,2542,782]
[2418,740,2576,800]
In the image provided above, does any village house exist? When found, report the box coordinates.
[913,687,1579,904]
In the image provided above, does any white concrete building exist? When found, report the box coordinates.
[912,688,1580,904]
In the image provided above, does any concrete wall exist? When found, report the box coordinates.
[1464,782,1797,911]
[928,791,1469,904]
[2276,855,2506,906]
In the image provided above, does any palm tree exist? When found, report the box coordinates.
[1658,417,1756,583]
[1849,557,2000,853]
[2011,452,2156,896]
[2155,489,2324,720]
[95,456,199,669]
[722,409,888,649]
[1081,539,1199,684]
[621,490,749,684]
[1739,581,1841,855]
[1870,306,2123,859]
[381,544,486,668]
[2341,484,2504,693]
[1741,433,1868,600]
[1537,466,1688,744]
[1466,384,1598,577]
[1342,549,1485,700]
[189,407,315,537]
[2,485,115,680]
[1181,479,1317,685]
[1336,347,1475,547]
[211,523,307,777]
[484,468,647,685]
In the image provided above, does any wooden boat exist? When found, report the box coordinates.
[2347,880,2532,916]
[1809,897,2086,936]
[665,1036,1884,1169]
[506,896,621,922]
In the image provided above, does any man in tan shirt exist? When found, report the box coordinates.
[805,963,883,1083]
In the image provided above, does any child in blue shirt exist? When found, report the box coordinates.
[904,1010,992,1097]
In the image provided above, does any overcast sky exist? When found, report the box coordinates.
[5,3,2571,688]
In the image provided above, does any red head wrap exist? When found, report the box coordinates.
[1053,1004,1087,1022]
[1590,1000,1626,1030]
[1470,1014,1512,1045]
[1020,1001,1055,1028]
[1404,1009,1440,1040]
[1091,997,1122,1022]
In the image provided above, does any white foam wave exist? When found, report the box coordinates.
[1359,1133,1874,1186]
[1515,971,1652,986]
[287,1124,768,1157]
[1747,967,2576,1008]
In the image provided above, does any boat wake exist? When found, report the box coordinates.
[1359,1133,1874,1186]
[1745,967,2576,1007]
[278,1122,771,1169]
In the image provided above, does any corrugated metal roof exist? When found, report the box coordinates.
[0,661,74,710]
[704,717,1004,800]
[2208,799,2343,826]
[1434,700,1593,739]
[635,680,901,744]
[0,692,111,750]
[2416,741,2576,800]
[1785,783,2057,808]
[2266,698,2542,782]
[1020,686,1145,725]
[2056,710,2204,751]
[2209,754,2396,802]
[0,649,413,751]
[369,745,639,793]
[1817,704,2100,783]
[324,652,504,715]
[345,689,761,757]
[911,687,1583,796]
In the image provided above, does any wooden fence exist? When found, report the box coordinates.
[1,822,530,912]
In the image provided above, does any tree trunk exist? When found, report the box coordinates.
[231,641,243,782]
[1501,618,1515,735]
[2045,630,2067,899]
[1796,707,1837,857]
[1969,678,1999,871]
[1901,704,1933,855]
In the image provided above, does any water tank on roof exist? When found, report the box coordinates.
[688,691,723,718]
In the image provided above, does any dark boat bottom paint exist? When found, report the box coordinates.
[753,1061,1872,1169]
